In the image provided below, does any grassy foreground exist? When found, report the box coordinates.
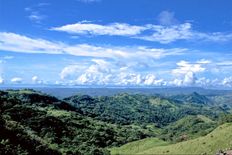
[110,123,232,154]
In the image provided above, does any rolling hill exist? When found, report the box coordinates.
[0,89,231,155]
[159,115,217,142]
[64,93,225,126]
[0,90,154,154]
[110,123,232,155]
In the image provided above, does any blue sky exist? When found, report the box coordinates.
[0,0,232,88]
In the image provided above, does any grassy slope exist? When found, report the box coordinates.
[197,114,214,123]
[110,123,232,155]
[110,138,169,154]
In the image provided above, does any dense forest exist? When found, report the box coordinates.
[0,89,231,154]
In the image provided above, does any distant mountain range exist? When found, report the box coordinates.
[1,86,232,98]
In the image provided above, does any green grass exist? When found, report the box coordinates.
[110,138,169,154]
[110,123,232,155]
[149,98,175,107]
[197,114,214,123]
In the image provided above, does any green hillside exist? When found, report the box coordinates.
[110,138,169,154]
[64,93,224,126]
[110,123,232,155]
[0,90,154,154]
[1,89,231,155]
[159,115,217,142]
[170,92,212,105]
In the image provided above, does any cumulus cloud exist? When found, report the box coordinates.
[60,65,81,80]
[183,72,197,85]
[32,76,43,84]
[11,77,23,84]
[195,77,212,87]
[60,59,166,86]
[56,57,232,87]
[171,60,211,86]
[58,58,225,87]
[222,77,232,87]
[172,60,210,75]
[75,59,114,85]
[118,73,143,85]
[170,79,183,86]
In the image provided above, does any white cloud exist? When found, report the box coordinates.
[11,77,23,84]
[60,65,82,80]
[170,60,211,86]
[183,72,197,85]
[0,32,185,60]
[169,72,197,87]
[28,12,45,23]
[157,10,178,26]
[0,55,14,64]
[51,20,232,44]
[222,77,232,87]
[170,79,183,86]
[3,56,14,60]
[170,75,216,87]
[196,59,211,64]
[118,73,143,85]
[25,3,48,23]
[195,77,212,87]
[64,44,185,60]
[172,60,209,75]
[60,59,113,85]
[57,58,232,87]
[216,61,232,67]
[195,32,232,42]
[144,74,156,85]
[32,76,38,82]
[50,22,146,36]
[142,74,165,86]
[0,76,4,84]
[75,59,114,85]
[60,59,166,86]
[138,23,192,43]
[0,32,64,54]
[32,76,43,84]
[51,22,194,44]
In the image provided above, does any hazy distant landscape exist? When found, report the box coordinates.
[1,86,232,98]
